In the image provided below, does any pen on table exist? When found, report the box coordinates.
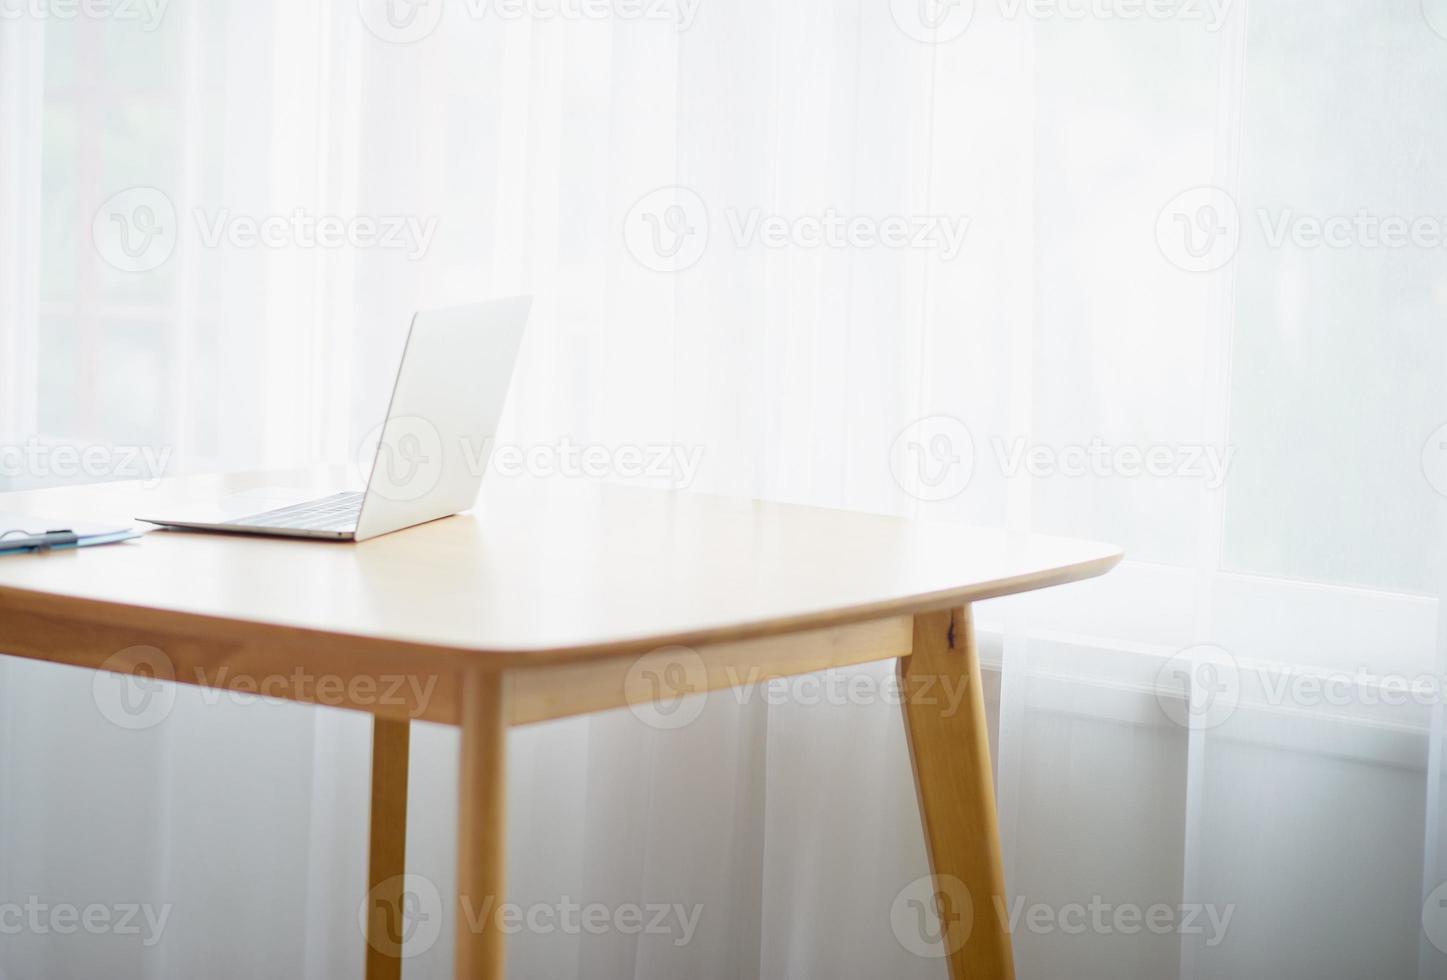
[0,529,81,552]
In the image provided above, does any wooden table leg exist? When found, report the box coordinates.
[899,606,1016,979]
[457,669,509,980]
[365,716,411,979]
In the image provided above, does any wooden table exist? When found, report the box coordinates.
[0,468,1121,979]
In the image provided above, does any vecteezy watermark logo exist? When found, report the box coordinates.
[1256,209,1447,250]
[888,0,1230,40]
[0,898,172,945]
[1422,423,1447,499]
[891,874,973,959]
[93,646,441,727]
[1160,188,1447,270]
[471,0,700,28]
[358,0,700,41]
[356,0,444,42]
[188,667,440,713]
[890,0,974,43]
[360,874,444,959]
[92,187,178,273]
[889,416,975,503]
[727,665,971,715]
[623,189,968,272]
[1423,882,1447,954]
[992,436,1233,489]
[1246,666,1442,711]
[193,209,437,260]
[93,646,177,731]
[355,416,446,503]
[488,439,705,488]
[353,428,707,492]
[460,893,704,943]
[995,896,1234,944]
[891,420,1234,501]
[1153,644,1240,730]
[1425,0,1447,41]
[0,439,172,488]
[624,646,709,730]
[995,0,1232,30]
[93,189,438,270]
[725,208,970,260]
[0,0,171,30]
[1156,186,1241,273]
[624,186,710,273]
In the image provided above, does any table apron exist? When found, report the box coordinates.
[0,597,915,727]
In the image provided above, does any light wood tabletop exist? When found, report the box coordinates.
[0,468,1122,980]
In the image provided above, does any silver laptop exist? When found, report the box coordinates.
[140,296,532,542]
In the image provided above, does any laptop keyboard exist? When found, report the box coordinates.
[223,491,364,532]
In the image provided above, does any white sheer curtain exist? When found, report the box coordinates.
[3,0,1447,977]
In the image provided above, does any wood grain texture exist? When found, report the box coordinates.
[364,717,411,978]
[0,468,1122,669]
[900,607,1016,979]
[456,669,508,980]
